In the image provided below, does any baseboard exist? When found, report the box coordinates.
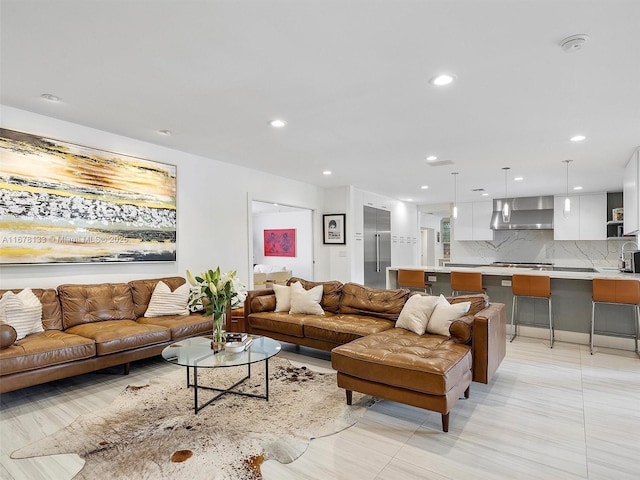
[509,325,637,352]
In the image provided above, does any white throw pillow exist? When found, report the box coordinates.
[427,295,471,337]
[273,284,292,312]
[0,289,44,340]
[144,281,190,317]
[396,294,439,335]
[289,282,324,315]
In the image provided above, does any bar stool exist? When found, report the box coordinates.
[591,278,640,356]
[510,274,553,348]
[450,271,485,296]
[397,269,432,294]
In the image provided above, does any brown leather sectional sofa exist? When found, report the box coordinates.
[0,277,212,394]
[246,277,507,431]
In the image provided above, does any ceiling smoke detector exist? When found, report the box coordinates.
[560,34,588,53]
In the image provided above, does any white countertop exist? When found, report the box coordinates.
[388,265,640,281]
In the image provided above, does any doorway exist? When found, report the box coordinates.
[250,201,314,287]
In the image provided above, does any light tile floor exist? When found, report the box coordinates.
[1,337,638,480]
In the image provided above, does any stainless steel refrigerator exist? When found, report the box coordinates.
[363,206,391,288]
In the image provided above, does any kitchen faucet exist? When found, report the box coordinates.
[619,240,638,270]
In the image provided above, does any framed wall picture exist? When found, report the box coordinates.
[323,214,346,244]
[264,229,296,257]
[0,128,177,264]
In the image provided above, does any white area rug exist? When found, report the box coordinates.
[12,357,373,479]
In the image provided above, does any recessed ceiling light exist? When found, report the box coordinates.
[40,93,61,102]
[481,193,489,196]
[406,198,414,202]
[322,170,332,175]
[573,186,583,190]
[420,185,429,189]
[514,177,523,181]
[570,135,586,142]
[158,129,172,136]
[269,119,287,128]
[429,74,455,86]
[425,155,437,161]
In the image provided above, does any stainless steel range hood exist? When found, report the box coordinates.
[490,196,554,230]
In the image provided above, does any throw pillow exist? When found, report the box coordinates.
[273,284,292,312]
[289,282,324,315]
[396,294,439,335]
[0,289,44,340]
[427,295,471,337]
[144,281,190,317]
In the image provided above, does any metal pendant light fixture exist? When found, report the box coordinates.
[452,172,459,219]
[502,167,511,223]
[563,159,573,217]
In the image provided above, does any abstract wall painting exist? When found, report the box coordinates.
[0,128,177,264]
[263,229,296,257]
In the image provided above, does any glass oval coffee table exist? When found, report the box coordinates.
[162,336,281,413]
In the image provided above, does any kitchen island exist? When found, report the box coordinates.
[387,265,640,352]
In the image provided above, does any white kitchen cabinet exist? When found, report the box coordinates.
[553,193,606,240]
[453,201,493,241]
[623,149,639,235]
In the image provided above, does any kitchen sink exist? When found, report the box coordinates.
[552,266,598,273]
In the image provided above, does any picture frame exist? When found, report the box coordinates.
[263,228,296,257]
[323,214,346,245]
[0,128,177,264]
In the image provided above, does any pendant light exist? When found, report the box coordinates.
[502,167,511,223]
[562,159,573,217]
[451,172,459,219]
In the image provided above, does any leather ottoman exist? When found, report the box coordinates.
[331,328,473,432]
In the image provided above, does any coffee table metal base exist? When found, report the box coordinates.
[186,359,270,413]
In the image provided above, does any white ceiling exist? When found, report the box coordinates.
[1,0,639,207]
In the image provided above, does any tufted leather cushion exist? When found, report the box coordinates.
[58,283,136,329]
[446,294,488,316]
[65,319,170,356]
[0,330,96,374]
[288,277,343,313]
[331,328,472,396]
[304,314,394,344]
[247,311,312,337]
[250,293,277,313]
[0,288,62,330]
[339,283,409,321]
[128,277,187,318]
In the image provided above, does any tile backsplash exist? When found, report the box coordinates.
[451,230,634,268]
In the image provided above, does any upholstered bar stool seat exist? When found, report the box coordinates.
[397,269,432,294]
[510,274,553,348]
[591,278,640,356]
[450,271,485,296]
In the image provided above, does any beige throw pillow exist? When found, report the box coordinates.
[144,281,190,317]
[427,295,471,336]
[396,294,439,335]
[273,284,292,312]
[0,289,44,340]
[289,282,324,315]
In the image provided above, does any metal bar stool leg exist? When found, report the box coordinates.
[635,305,640,357]
[590,301,596,355]
[510,295,518,342]
[549,296,554,349]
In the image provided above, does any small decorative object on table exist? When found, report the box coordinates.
[186,267,247,353]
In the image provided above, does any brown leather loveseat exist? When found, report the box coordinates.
[246,277,507,431]
[0,277,211,393]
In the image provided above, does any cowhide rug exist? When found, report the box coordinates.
[12,357,373,479]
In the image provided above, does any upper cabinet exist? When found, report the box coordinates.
[453,201,493,241]
[553,193,607,240]
[624,148,640,235]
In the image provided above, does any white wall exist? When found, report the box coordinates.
[0,106,328,289]
[252,210,313,279]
